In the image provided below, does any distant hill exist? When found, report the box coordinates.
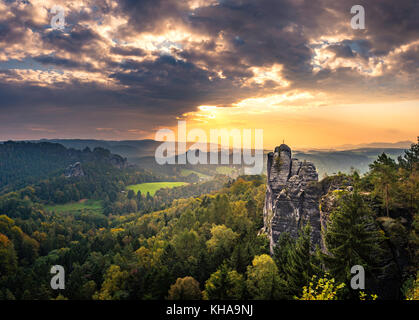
[334,140,414,150]
[26,139,226,161]
[0,141,126,193]
[17,139,414,178]
[28,139,162,159]
[293,148,407,177]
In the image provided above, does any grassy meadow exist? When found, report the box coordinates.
[45,199,103,214]
[126,182,188,196]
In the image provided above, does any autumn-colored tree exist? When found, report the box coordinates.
[246,254,286,299]
[167,276,202,300]
[405,272,419,300]
[127,199,138,212]
[93,265,129,300]
[206,224,239,265]
[0,233,17,276]
[297,275,345,300]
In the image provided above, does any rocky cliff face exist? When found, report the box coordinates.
[264,144,322,252]
[108,154,127,169]
[264,147,405,299]
[64,162,85,178]
[64,153,127,179]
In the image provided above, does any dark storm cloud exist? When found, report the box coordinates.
[117,0,189,33]
[0,80,119,109]
[340,40,372,59]
[112,55,221,97]
[326,44,355,59]
[317,0,419,56]
[33,55,95,70]
[185,0,317,80]
[114,54,251,111]
[110,46,146,57]
[0,57,235,116]
[0,0,418,139]
[41,26,101,54]
[0,23,14,42]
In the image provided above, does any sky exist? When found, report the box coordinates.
[0,0,418,149]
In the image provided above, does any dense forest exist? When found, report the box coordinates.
[0,139,417,300]
[0,141,130,193]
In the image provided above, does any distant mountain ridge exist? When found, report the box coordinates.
[334,140,414,150]
[17,139,242,162]
[19,139,415,156]
[5,139,414,178]
[28,139,161,159]
[293,147,407,177]
[0,141,126,193]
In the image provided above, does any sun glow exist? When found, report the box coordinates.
[178,97,419,150]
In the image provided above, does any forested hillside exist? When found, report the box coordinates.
[0,142,127,193]
[0,140,417,300]
[30,139,162,160]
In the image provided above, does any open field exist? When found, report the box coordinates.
[215,166,236,175]
[180,169,211,179]
[126,182,188,196]
[45,199,102,214]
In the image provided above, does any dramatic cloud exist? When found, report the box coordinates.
[0,0,417,141]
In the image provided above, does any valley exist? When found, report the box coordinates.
[0,139,417,301]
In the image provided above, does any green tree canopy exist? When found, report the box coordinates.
[167,276,202,300]
[246,254,286,300]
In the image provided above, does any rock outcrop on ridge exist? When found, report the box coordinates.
[64,162,85,178]
[263,146,405,298]
[263,144,322,252]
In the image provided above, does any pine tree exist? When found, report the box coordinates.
[398,137,419,172]
[322,191,384,289]
[273,232,294,277]
[369,153,398,216]
[203,263,244,300]
[281,224,321,297]
[127,189,135,199]
[398,138,419,217]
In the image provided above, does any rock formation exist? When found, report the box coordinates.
[64,162,85,178]
[264,144,322,252]
[108,154,127,169]
[264,147,405,299]
[64,152,127,179]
